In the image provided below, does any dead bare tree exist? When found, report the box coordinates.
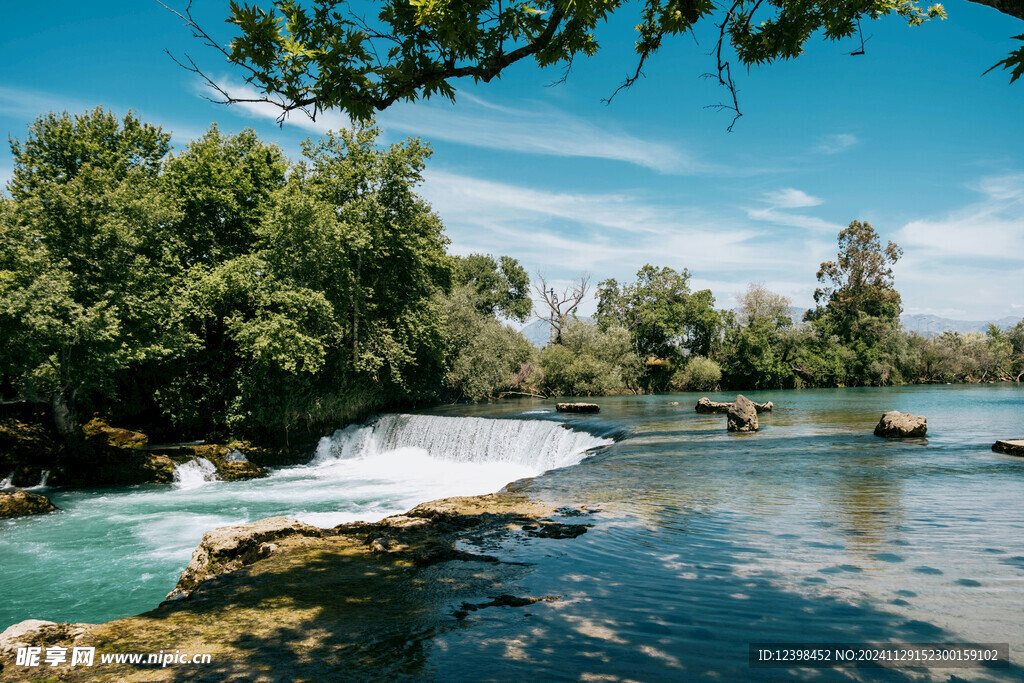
[534,274,590,345]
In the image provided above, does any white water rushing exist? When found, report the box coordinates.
[1,413,610,628]
[315,413,609,470]
[0,470,13,489]
[172,458,220,489]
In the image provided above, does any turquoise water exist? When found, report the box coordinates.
[2,384,1023,680]
[425,384,1024,680]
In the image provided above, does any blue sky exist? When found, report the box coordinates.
[2,1,1022,320]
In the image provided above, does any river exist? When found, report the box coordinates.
[2,384,1022,680]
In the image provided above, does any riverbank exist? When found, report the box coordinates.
[0,491,595,681]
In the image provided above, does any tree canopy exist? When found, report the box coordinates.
[165,0,1020,127]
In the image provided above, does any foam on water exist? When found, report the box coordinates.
[172,458,220,489]
[1,414,610,628]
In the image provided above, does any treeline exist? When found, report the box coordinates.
[0,108,539,442]
[2,110,1021,445]
[510,223,1024,396]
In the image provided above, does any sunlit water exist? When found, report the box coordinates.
[423,384,1024,681]
[2,384,1022,681]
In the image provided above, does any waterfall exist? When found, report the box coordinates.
[0,470,13,489]
[25,469,50,489]
[314,414,612,472]
[173,458,220,489]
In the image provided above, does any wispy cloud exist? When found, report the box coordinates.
[0,85,87,120]
[761,188,823,209]
[893,173,1024,318]
[200,80,707,174]
[419,169,819,291]
[816,133,858,154]
[382,94,708,174]
[744,187,843,233]
[896,173,1024,260]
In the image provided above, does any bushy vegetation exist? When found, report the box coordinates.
[2,109,1021,447]
[0,108,534,442]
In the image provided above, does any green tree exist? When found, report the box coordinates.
[539,320,641,396]
[441,287,535,401]
[596,265,691,359]
[165,0,1008,127]
[453,253,532,322]
[811,220,903,340]
[1,108,180,437]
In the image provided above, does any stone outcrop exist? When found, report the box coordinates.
[1,492,595,681]
[874,411,927,438]
[993,440,1024,456]
[0,620,93,659]
[556,402,600,413]
[696,397,773,414]
[165,516,324,600]
[727,395,760,433]
[82,418,148,449]
[0,490,59,519]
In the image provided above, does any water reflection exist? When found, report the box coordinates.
[423,384,1024,680]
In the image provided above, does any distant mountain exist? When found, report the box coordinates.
[899,314,1022,337]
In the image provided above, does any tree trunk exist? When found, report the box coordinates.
[51,389,77,438]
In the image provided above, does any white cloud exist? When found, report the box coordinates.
[198,80,707,174]
[896,173,1024,260]
[744,187,843,233]
[381,94,708,174]
[891,173,1024,318]
[418,169,817,287]
[761,188,823,209]
[816,133,858,154]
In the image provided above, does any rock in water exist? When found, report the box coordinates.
[165,516,323,600]
[874,411,927,438]
[727,395,759,433]
[556,403,600,413]
[696,397,732,414]
[697,397,773,414]
[992,440,1024,456]
[0,490,59,519]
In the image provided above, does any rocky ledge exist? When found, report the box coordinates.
[555,402,600,413]
[0,492,595,681]
[695,397,773,414]
[874,411,927,438]
[0,490,59,519]
[992,439,1024,456]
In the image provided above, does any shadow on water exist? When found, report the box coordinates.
[68,517,1020,683]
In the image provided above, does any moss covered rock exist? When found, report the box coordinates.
[0,490,59,519]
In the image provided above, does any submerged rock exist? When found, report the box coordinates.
[556,402,600,413]
[0,490,59,519]
[727,395,760,433]
[165,516,323,600]
[874,411,927,438]
[696,397,773,414]
[993,439,1024,456]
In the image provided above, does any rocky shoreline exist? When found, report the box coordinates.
[0,491,595,681]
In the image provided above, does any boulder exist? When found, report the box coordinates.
[696,397,772,414]
[165,516,323,600]
[727,395,759,433]
[555,403,600,413]
[214,460,268,482]
[992,440,1024,456]
[0,490,59,519]
[874,411,927,438]
[696,397,732,413]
